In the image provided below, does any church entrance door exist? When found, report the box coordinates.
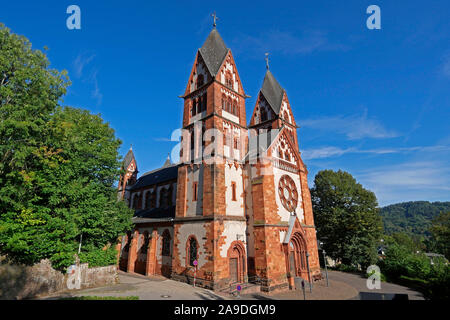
[229,258,238,283]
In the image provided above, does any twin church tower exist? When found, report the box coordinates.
[117,23,321,293]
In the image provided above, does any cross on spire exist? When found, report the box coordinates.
[211,12,218,28]
[265,52,270,70]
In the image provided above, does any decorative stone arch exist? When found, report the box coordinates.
[284,228,309,282]
[227,241,246,284]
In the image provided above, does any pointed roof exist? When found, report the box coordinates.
[163,153,172,167]
[198,28,229,77]
[123,146,135,169]
[260,70,285,114]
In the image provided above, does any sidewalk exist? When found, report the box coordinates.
[40,270,425,300]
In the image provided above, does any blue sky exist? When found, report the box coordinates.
[2,0,449,206]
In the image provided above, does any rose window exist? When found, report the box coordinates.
[278,175,298,212]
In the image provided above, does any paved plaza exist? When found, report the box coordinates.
[43,270,424,300]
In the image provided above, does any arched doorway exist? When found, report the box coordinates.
[228,242,245,284]
[288,232,308,279]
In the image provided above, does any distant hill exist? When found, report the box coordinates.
[380,201,450,237]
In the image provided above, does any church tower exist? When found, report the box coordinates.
[249,62,299,150]
[118,146,138,203]
[246,66,321,292]
[171,21,250,289]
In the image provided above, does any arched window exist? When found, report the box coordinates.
[227,98,232,113]
[260,108,267,122]
[149,190,156,209]
[196,74,204,88]
[190,128,195,150]
[196,97,201,114]
[285,152,290,162]
[160,188,167,208]
[162,230,171,256]
[188,237,198,267]
[132,194,139,209]
[279,148,284,159]
[192,99,197,116]
[284,111,289,122]
[232,101,237,115]
[223,128,229,146]
[222,94,226,110]
[202,93,207,112]
[145,191,152,209]
[167,185,173,207]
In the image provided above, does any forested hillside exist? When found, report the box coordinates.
[380,201,450,236]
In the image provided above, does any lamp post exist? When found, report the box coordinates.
[322,249,329,287]
[306,252,312,293]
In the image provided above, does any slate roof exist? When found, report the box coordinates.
[198,28,229,77]
[260,70,285,115]
[129,164,178,191]
[123,148,135,168]
[132,205,176,222]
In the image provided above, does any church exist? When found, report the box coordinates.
[116,22,321,293]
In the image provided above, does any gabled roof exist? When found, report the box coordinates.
[129,164,178,191]
[123,147,135,169]
[198,28,229,77]
[260,70,285,114]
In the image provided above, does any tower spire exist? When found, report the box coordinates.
[265,52,270,70]
[211,12,218,28]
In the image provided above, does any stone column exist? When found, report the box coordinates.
[115,236,123,271]
[146,229,158,276]
[127,230,139,273]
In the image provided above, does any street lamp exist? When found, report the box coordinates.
[322,249,329,287]
[306,252,312,293]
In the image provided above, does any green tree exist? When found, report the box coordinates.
[428,211,450,259]
[0,24,133,270]
[311,169,383,269]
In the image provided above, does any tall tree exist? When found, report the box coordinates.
[311,170,383,269]
[0,24,132,270]
[428,211,450,259]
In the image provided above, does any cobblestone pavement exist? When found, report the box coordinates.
[44,271,230,300]
[43,270,424,300]
[238,270,424,300]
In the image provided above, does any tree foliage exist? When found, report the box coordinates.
[311,169,383,269]
[0,24,133,270]
[379,201,450,237]
[428,211,450,259]
[378,232,449,300]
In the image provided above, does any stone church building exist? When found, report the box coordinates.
[116,25,321,293]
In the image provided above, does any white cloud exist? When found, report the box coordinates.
[442,53,450,78]
[300,111,398,140]
[301,145,450,160]
[233,30,349,58]
[73,53,96,78]
[356,161,450,206]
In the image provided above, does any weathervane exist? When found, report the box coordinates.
[265,52,270,70]
[212,12,218,28]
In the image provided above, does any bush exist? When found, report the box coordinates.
[378,241,450,300]
[78,247,118,268]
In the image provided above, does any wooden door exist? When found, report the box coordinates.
[229,258,238,283]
